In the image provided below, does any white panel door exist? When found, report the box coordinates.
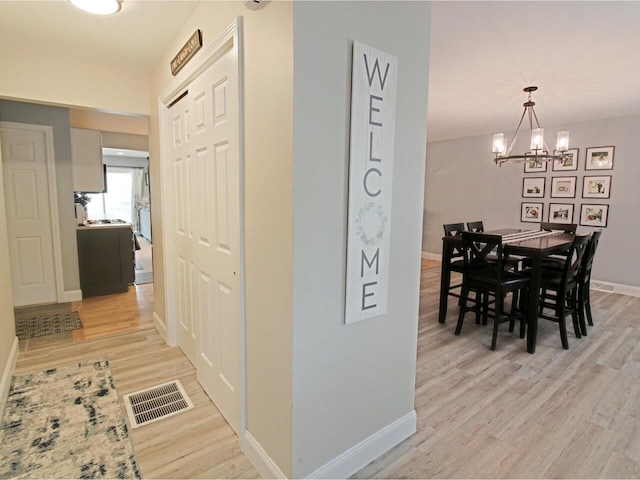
[167,43,242,434]
[1,126,57,306]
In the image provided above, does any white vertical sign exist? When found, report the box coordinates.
[345,41,398,324]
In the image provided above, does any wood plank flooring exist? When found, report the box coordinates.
[353,265,640,478]
[13,284,259,479]
[11,264,640,478]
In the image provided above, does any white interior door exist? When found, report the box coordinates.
[165,38,243,435]
[1,124,57,307]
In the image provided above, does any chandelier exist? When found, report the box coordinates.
[492,86,570,166]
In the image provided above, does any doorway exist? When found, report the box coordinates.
[91,151,153,285]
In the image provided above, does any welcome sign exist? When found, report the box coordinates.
[345,41,398,324]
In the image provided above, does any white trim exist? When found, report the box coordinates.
[153,311,170,344]
[0,336,19,419]
[158,16,247,441]
[0,122,64,305]
[421,251,441,261]
[591,279,640,297]
[306,410,417,479]
[59,289,82,303]
[243,431,287,480]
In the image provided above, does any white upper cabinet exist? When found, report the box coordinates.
[71,128,104,192]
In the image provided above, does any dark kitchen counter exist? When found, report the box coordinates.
[76,224,134,297]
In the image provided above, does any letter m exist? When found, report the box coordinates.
[361,248,380,277]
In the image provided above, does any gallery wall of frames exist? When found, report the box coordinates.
[520,145,613,228]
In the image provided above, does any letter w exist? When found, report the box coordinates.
[363,54,390,90]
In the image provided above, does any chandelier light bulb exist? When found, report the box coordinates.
[556,131,570,152]
[530,128,544,152]
[492,133,506,155]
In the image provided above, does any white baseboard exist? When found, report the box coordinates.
[243,430,287,479]
[306,410,417,479]
[591,279,640,297]
[153,311,168,343]
[59,289,82,303]
[0,336,19,419]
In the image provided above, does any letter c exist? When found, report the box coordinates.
[363,168,381,197]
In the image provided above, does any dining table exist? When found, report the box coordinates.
[440,228,575,353]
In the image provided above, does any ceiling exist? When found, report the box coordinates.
[428,1,640,142]
[0,0,199,74]
[2,1,640,145]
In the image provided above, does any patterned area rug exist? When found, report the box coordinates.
[0,359,141,479]
[14,311,82,340]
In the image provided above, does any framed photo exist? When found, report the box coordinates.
[580,204,609,227]
[585,146,615,170]
[524,159,547,173]
[548,203,574,224]
[550,176,577,198]
[582,175,611,199]
[552,148,579,171]
[522,177,545,198]
[521,202,543,223]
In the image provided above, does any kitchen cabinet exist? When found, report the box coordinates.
[77,225,134,297]
[71,128,104,192]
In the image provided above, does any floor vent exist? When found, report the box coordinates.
[123,380,194,429]
[592,282,615,293]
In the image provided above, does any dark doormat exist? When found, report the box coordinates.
[14,311,82,340]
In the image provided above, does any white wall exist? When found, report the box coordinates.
[292,2,431,477]
[0,44,149,115]
[424,114,640,289]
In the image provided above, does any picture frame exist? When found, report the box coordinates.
[580,204,609,227]
[582,175,611,199]
[548,203,574,224]
[522,177,545,198]
[585,146,615,170]
[550,176,577,198]
[521,202,543,223]
[524,159,548,173]
[552,148,579,171]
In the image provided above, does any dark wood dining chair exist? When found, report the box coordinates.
[577,230,602,335]
[522,222,577,271]
[536,234,590,349]
[455,232,530,350]
[440,223,466,308]
[467,221,484,233]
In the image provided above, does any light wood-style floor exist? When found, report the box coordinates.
[354,264,640,478]
[12,262,640,478]
[13,284,259,479]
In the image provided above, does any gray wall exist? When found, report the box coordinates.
[292,2,431,477]
[0,100,80,292]
[423,114,640,288]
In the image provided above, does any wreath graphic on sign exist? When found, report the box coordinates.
[356,202,387,246]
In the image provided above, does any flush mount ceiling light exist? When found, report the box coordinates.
[68,0,121,15]
[492,86,570,167]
